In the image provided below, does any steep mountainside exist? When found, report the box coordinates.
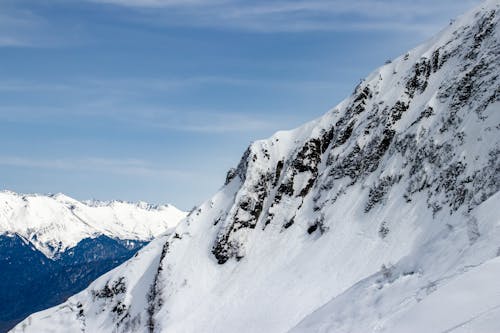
[0,192,186,333]
[12,1,500,332]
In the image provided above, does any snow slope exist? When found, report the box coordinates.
[290,192,500,333]
[0,191,187,258]
[11,1,500,332]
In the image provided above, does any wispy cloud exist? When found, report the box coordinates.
[90,0,216,7]
[0,75,337,132]
[152,111,290,133]
[0,80,75,93]
[88,0,482,33]
[0,156,190,178]
[0,104,296,134]
[0,75,338,94]
[0,6,49,47]
[0,0,482,48]
[0,37,30,47]
[0,2,90,48]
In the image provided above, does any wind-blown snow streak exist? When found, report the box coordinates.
[12,0,500,332]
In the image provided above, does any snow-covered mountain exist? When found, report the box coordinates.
[0,191,186,333]
[11,1,500,332]
[0,190,186,258]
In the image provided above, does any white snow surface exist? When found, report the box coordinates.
[0,191,187,258]
[11,1,500,332]
[290,192,500,333]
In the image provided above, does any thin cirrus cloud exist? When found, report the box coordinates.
[0,76,338,94]
[0,75,336,133]
[0,105,294,134]
[0,2,92,48]
[0,156,190,178]
[88,0,482,33]
[0,12,35,47]
[0,0,482,49]
[0,37,29,47]
[0,7,55,47]
[151,111,294,133]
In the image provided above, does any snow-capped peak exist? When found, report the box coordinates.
[0,191,187,258]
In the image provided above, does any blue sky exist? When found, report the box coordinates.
[0,0,481,209]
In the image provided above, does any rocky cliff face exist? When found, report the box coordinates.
[12,1,500,332]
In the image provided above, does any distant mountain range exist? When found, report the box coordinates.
[0,191,186,332]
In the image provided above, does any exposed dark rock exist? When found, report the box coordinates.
[273,160,284,186]
[92,277,126,300]
[307,215,328,235]
[405,58,431,98]
[469,10,497,58]
[147,242,169,332]
[283,217,295,229]
[225,168,237,185]
[365,175,403,212]
[378,221,390,239]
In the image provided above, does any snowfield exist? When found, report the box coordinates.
[11,0,500,332]
[0,191,186,258]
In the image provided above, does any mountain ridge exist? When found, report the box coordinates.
[11,0,500,332]
[0,190,187,258]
